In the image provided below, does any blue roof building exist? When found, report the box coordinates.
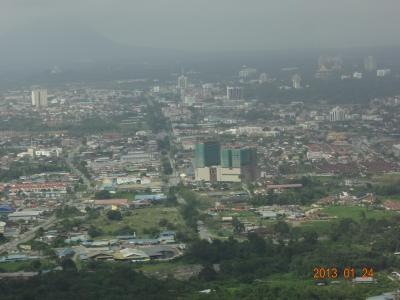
[0,205,15,214]
[56,248,75,259]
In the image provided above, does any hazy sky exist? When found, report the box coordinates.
[2,0,400,51]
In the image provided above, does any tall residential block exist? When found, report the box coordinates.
[195,141,221,168]
[177,75,188,90]
[364,56,377,72]
[31,89,48,108]
[226,86,243,100]
[330,106,346,122]
[195,143,258,183]
[220,147,258,182]
[292,74,302,89]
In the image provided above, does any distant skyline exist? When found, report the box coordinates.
[2,0,400,52]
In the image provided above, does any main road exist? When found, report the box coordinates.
[197,221,212,243]
[0,216,57,253]
[66,149,93,191]
[0,146,92,254]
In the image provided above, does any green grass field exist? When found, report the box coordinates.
[136,260,187,272]
[219,210,258,219]
[0,260,55,272]
[322,206,397,221]
[91,206,186,236]
[298,220,335,235]
[136,260,203,280]
[0,261,31,272]
[382,195,400,201]
[299,206,398,234]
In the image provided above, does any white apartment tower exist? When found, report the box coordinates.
[364,56,377,72]
[226,86,243,100]
[31,89,48,108]
[177,75,188,90]
[259,73,269,84]
[292,74,302,89]
[330,106,346,122]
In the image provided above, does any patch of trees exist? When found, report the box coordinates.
[85,207,101,220]
[0,159,69,181]
[113,225,136,236]
[94,190,135,200]
[145,104,169,133]
[94,190,112,199]
[251,187,327,206]
[186,216,400,284]
[179,190,201,230]
[0,233,7,244]
[68,117,119,134]
[55,206,83,218]
[76,160,91,180]
[161,156,173,175]
[159,218,177,230]
[88,225,103,238]
[157,136,170,151]
[0,116,48,131]
[2,216,400,299]
[191,283,370,300]
[372,180,400,196]
[106,210,123,221]
[251,177,331,206]
[0,264,192,300]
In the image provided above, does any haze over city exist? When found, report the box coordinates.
[1,0,400,52]
[2,2,400,300]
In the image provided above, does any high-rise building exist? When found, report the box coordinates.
[31,89,48,108]
[239,67,257,79]
[195,141,221,168]
[221,148,240,168]
[177,75,188,90]
[195,144,258,183]
[364,56,377,72]
[330,106,346,122]
[220,147,258,182]
[202,83,213,99]
[292,74,302,89]
[259,73,269,84]
[226,86,243,100]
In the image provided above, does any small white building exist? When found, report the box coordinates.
[393,144,400,157]
[258,211,277,219]
[8,210,43,222]
[377,69,391,77]
[0,221,6,234]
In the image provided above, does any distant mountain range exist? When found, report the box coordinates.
[1,21,400,86]
[0,22,187,71]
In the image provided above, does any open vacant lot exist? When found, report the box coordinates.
[91,206,186,236]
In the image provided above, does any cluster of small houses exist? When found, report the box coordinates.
[206,189,400,236]
[0,193,169,236]
[0,171,78,200]
[0,191,187,269]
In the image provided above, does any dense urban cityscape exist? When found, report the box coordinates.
[2,1,400,300]
[1,53,400,299]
